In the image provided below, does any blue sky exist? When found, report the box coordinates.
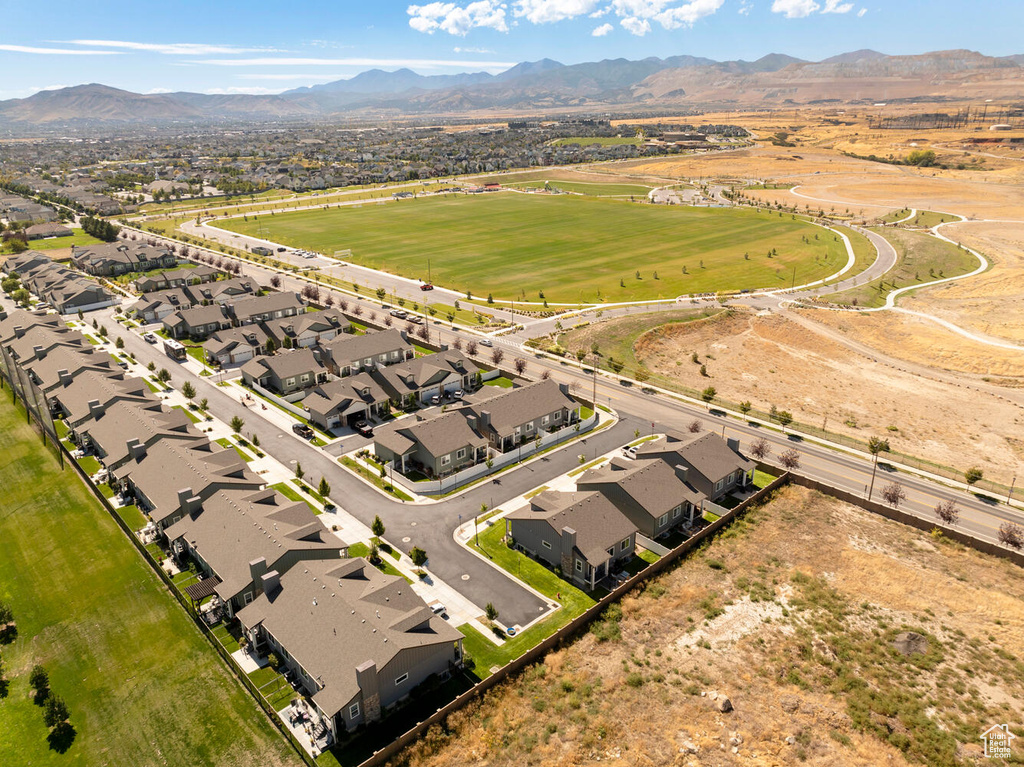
[1,0,1021,98]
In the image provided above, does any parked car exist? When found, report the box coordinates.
[292,423,314,440]
[428,395,440,406]
[452,389,464,400]
[354,420,374,437]
[622,445,639,459]
[143,332,158,344]
[430,603,447,617]
[420,283,434,291]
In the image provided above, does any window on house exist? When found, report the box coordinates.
[525,422,534,432]
[456,448,466,459]
[575,559,583,573]
[542,540,552,550]
[244,592,253,604]
[441,455,451,466]
[286,377,296,386]
[658,514,669,526]
[395,673,409,686]
[715,480,724,491]
[553,411,561,421]
[541,415,549,425]
[301,374,309,383]
[672,505,682,518]
[620,538,630,551]
[607,547,614,557]
[349,702,360,719]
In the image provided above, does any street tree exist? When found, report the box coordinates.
[295,462,304,480]
[881,482,907,509]
[779,448,800,470]
[964,466,984,487]
[230,415,245,434]
[514,358,527,375]
[999,522,1023,549]
[318,477,331,498]
[371,515,385,543]
[485,602,499,622]
[701,386,716,406]
[491,348,504,365]
[181,381,196,402]
[739,401,752,416]
[935,499,959,526]
[775,410,793,431]
[687,419,702,433]
[749,437,771,460]
[410,547,428,566]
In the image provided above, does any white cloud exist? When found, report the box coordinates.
[145,87,172,94]
[655,0,725,29]
[513,0,601,24]
[195,57,518,71]
[771,0,819,17]
[592,22,614,35]
[454,45,495,53]
[59,40,272,55]
[407,1,509,36]
[738,1,752,14]
[857,6,867,15]
[0,44,121,55]
[821,0,853,12]
[620,16,652,35]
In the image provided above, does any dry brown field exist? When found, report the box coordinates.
[393,486,1024,767]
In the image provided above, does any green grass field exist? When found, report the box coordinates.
[0,399,300,767]
[218,194,845,303]
[21,231,105,251]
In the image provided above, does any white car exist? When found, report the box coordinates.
[479,338,493,347]
[622,445,639,459]
[143,332,158,344]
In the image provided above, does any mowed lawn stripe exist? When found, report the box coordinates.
[218,195,844,303]
[0,398,300,767]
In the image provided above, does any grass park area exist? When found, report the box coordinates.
[217,194,847,303]
[504,179,653,197]
[0,397,300,767]
[19,230,105,252]
[824,228,979,308]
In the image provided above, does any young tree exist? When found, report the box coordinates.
[371,515,385,543]
[230,415,245,435]
[935,499,959,526]
[485,602,499,622]
[115,336,125,349]
[491,348,504,366]
[775,410,793,431]
[749,436,771,460]
[779,448,800,470]
[147,361,156,372]
[156,368,171,384]
[199,397,208,411]
[30,665,49,697]
[701,386,716,406]
[295,461,304,480]
[270,275,282,289]
[43,694,70,729]
[998,522,1023,549]
[318,477,331,498]
[181,381,196,402]
[687,419,702,433]
[739,401,752,416]
[881,482,907,509]
[634,367,650,385]
[410,547,428,567]
[513,358,527,375]
[465,340,478,356]
[964,466,984,487]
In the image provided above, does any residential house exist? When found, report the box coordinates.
[465,379,579,454]
[77,401,204,471]
[635,431,755,502]
[0,309,64,346]
[576,457,705,537]
[72,242,176,276]
[24,222,72,240]
[240,348,326,396]
[262,308,350,349]
[227,291,304,326]
[134,265,219,293]
[111,439,265,530]
[165,487,347,617]
[189,277,257,304]
[21,345,123,392]
[49,369,158,428]
[5,251,116,314]
[373,410,487,478]
[318,329,413,377]
[304,374,390,431]
[506,490,637,589]
[205,325,271,366]
[163,305,231,340]
[47,278,118,315]
[5,325,88,363]
[237,558,464,739]
[371,349,479,408]
[130,287,196,324]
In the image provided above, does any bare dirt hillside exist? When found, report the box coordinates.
[392,486,1024,767]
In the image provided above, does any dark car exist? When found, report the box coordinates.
[276,247,287,252]
[420,283,434,291]
[354,420,374,437]
[292,423,314,439]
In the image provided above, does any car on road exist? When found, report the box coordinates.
[143,332,159,344]
[420,283,433,291]
[292,423,314,440]
[479,338,493,347]
[276,247,286,252]
[408,316,424,325]
[390,309,408,319]
[354,420,374,437]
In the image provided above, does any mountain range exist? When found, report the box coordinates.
[2,49,1022,127]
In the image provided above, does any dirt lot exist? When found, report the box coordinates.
[393,486,1024,767]
[562,308,1023,483]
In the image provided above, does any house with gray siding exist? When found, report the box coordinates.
[76,400,204,471]
[240,348,326,396]
[576,457,705,537]
[262,308,350,349]
[373,410,487,478]
[319,328,413,377]
[465,379,579,454]
[304,374,390,431]
[237,558,463,741]
[163,304,231,340]
[506,490,637,590]
[165,487,346,617]
[635,431,755,502]
[370,349,479,408]
[50,369,158,427]
[227,291,305,326]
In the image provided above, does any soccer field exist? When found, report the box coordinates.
[0,399,299,767]
[218,193,847,303]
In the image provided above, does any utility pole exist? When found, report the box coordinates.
[1009,476,1017,504]
[868,453,879,501]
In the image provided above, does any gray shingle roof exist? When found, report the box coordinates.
[578,458,704,521]
[81,401,202,468]
[376,410,486,459]
[236,558,462,718]
[508,490,637,564]
[240,348,322,381]
[468,379,577,436]
[321,328,411,366]
[636,432,754,484]
[305,373,388,418]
